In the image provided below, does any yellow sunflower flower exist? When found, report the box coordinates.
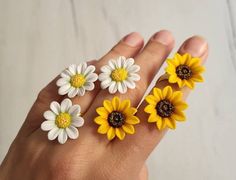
[165,53,205,89]
[94,96,140,140]
[144,86,188,130]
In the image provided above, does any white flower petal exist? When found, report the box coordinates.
[58,84,71,95]
[108,81,118,94]
[58,129,68,144]
[68,87,79,98]
[125,58,134,68]
[76,63,83,74]
[66,126,79,139]
[56,78,69,86]
[41,120,56,131]
[101,65,112,73]
[80,62,88,74]
[68,105,81,116]
[48,127,60,140]
[101,78,112,89]
[118,82,127,94]
[72,117,84,127]
[128,64,140,73]
[86,73,98,82]
[44,110,56,120]
[78,87,85,96]
[60,72,70,79]
[98,72,110,81]
[84,82,95,91]
[108,59,116,69]
[84,65,96,76]
[117,56,123,68]
[50,101,61,115]
[60,98,72,113]
[124,79,136,89]
[129,73,140,81]
[68,64,77,75]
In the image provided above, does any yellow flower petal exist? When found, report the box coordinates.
[119,99,130,111]
[162,86,173,99]
[144,104,156,114]
[193,66,205,73]
[96,107,108,118]
[170,91,183,102]
[122,124,135,134]
[187,57,200,67]
[148,113,158,123]
[94,116,108,125]
[115,128,126,140]
[169,75,178,83]
[156,116,163,129]
[165,118,176,129]
[181,53,191,64]
[177,78,184,88]
[112,96,120,111]
[124,107,137,116]
[98,123,110,134]
[153,88,162,99]
[165,66,175,74]
[172,110,186,121]
[191,74,204,82]
[184,79,194,89]
[107,127,115,140]
[126,116,140,125]
[103,100,113,113]
[145,95,158,105]
[173,102,188,110]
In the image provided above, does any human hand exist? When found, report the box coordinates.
[0,30,208,180]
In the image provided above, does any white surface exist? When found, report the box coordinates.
[0,0,236,179]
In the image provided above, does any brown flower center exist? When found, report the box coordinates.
[108,111,125,128]
[176,65,192,80]
[156,100,175,118]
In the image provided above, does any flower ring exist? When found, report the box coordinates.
[165,53,205,89]
[144,86,188,130]
[57,63,98,98]
[94,96,140,140]
[98,56,140,94]
[41,98,84,144]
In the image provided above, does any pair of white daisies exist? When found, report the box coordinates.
[41,56,141,144]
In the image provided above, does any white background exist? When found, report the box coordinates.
[0,0,236,179]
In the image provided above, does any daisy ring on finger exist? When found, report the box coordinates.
[41,98,84,144]
[98,56,140,94]
[57,63,98,98]
[94,96,140,140]
[165,53,205,89]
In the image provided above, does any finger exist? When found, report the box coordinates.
[138,164,148,180]
[86,30,175,140]
[19,32,144,137]
[116,36,208,164]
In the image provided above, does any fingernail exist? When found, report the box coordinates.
[152,30,174,45]
[182,36,208,57]
[123,32,143,47]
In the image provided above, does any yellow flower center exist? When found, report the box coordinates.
[70,74,86,88]
[111,68,128,82]
[55,113,71,128]
[176,65,192,80]
[156,100,175,117]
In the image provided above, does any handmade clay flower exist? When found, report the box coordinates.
[41,98,84,144]
[165,53,205,89]
[144,86,188,130]
[57,63,98,98]
[98,56,140,94]
[94,96,140,140]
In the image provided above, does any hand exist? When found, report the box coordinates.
[0,30,208,180]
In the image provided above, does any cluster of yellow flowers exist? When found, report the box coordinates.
[94,53,205,140]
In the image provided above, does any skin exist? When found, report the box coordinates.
[0,30,208,180]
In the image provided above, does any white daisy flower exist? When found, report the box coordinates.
[41,98,84,144]
[57,63,98,98]
[98,56,140,94]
